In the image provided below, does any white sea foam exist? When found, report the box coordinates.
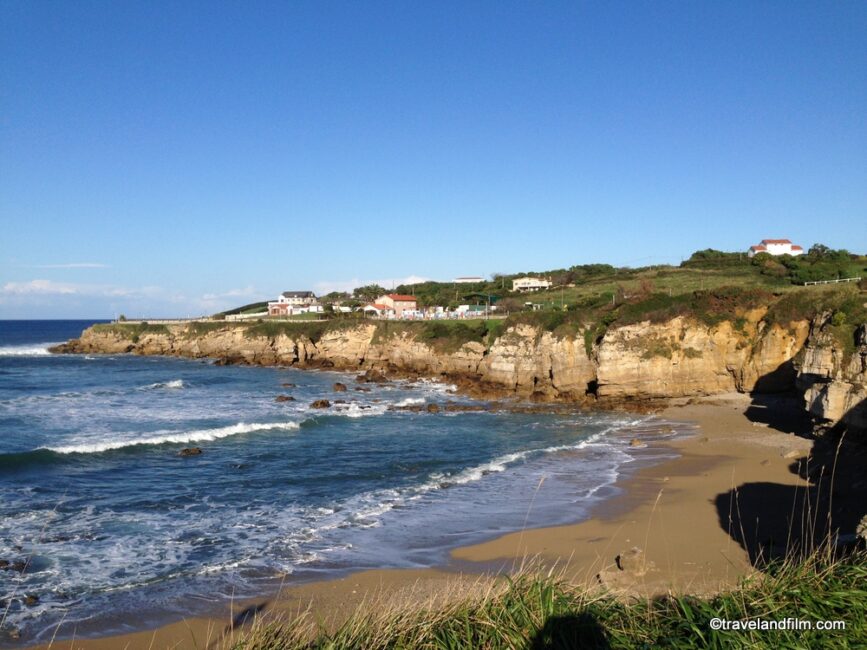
[0,343,59,356]
[143,379,185,390]
[42,421,301,454]
[330,402,389,418]
[395,397,426,407]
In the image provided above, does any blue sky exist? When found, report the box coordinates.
[1,1,865,318]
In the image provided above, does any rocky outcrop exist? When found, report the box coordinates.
[797,316,867,434]
[480,325,596,399]
[594,312,809,400]
[59,309,810,402]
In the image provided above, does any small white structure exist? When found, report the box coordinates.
[268,291,318,316]
[512,276,552,292]
[453,276,485,284]
[747,239,804,258]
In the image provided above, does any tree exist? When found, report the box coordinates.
[321,291,350,305]
[353,284,387,303]
[807,244,832,260]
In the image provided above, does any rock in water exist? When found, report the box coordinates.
[629,438,643,447]
[333,382,348,392]
[275,395,295,402]
[356,369,388,384]
[179,447,203,457]
[23,594,39,606]
[311,399,331,409]
[281,382,296,388]
[425,403,440,413]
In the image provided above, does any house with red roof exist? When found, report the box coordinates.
[376,293,418,318]
[747,239,804,258]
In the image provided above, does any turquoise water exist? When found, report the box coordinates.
[0,321,691,644]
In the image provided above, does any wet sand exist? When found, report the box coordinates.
[27,393,815,650]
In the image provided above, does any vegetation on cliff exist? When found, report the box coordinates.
[91,322,169,342]
[227,550,866,649]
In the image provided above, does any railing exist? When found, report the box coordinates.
[802,277,861,286]
[112,318,211,324]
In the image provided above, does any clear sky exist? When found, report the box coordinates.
[1,1,865,318]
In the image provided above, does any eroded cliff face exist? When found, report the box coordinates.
[594,312,809,400]
[57,312,816,405]
[797,316,867,434]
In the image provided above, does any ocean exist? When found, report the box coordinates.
[0,320,693,645]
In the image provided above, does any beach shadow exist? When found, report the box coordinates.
[751,359,800,394]
[527,611,610,649]
[716,398,867,565]
[743,392,814,437]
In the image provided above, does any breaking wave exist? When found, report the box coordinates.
[40,421,301,455]
[0,343,58,356]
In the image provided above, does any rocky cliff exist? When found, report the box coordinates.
[53,308,829,410]
[797,314,867,434]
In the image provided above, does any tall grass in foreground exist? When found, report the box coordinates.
[226,550,866,649]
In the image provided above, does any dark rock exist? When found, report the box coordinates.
[23,594,39,606]
[334,399,347,404]
[443,403,487,412]
[425,403,440,414]
[275,395,295,402]
[2,560,27,573]
[311,399,331,409]
[281,382,297,388]
[629,438,643,447]
[390,404,424,412]
[356,369,388,384]
[333,382,348,392]
[179,447,203,457]
[354,386,371,392]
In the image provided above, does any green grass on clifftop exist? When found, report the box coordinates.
[92,322,170,343]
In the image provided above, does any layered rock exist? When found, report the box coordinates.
[797,317,867,434]
[56,314,817,406]
[594,313,809,400]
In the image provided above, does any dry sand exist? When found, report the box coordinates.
[28,393,816,650]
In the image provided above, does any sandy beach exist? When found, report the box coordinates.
[27,393,818,650]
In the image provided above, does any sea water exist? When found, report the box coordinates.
[0,320,693,644]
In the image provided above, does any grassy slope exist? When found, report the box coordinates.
[228,550,867,649]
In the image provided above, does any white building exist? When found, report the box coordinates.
[453,276,485,284]
[512,276,552,292]
[268,291,318,316]
[747,239,804,258]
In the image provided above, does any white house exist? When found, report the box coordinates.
[512,276,552,292]
[268,291,318,316]
[747,239,804,258]
[362,303,394,318]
